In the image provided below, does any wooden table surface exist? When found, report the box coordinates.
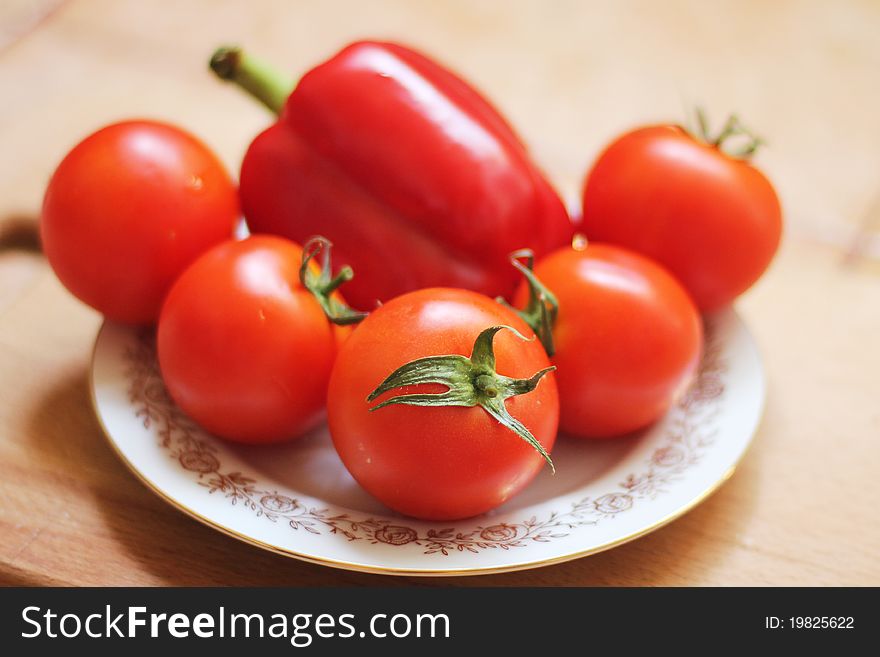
[1,0,878,586]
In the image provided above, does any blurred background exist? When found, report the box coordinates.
[2,0,879,256]
[0,0,877,585]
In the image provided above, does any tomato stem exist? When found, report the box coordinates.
[323,266,355,294]
[496,249,558,356]
[367,325,556,472]
[300,237,368,325]
[712,114,741,147]
[691,107,763,160]
[209,46,294,116]
[695,106,712,143]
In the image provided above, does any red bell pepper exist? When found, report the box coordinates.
[210,41,573,309]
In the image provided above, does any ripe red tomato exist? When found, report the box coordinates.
[41,120,239,324]
[515,243,703,439]
[581,124,782,311]
[327,288,558,520]
[157,236,347,444]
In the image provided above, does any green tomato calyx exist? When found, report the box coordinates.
[496,249,558,357]
[300,236,368,325]
[692,107,763,159]
[366,325,556,472]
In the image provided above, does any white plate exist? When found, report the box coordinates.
[90,309,764,576]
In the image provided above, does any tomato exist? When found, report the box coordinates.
[41,120,239,324]
[157,235,353,444]
[581,124,782,311]
[327,288,558,520]
[514,243,703,439]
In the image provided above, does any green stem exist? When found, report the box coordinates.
[323,267,356,295]
[689,107,763,160]
[209,46,294,115]
[712,114,741,147]
[300,237,368,326]
[496,249,558,357]
[367,325,556,472]
[695,106,711,143]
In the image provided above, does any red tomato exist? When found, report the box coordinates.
[41,120,239,324]
[157,236,343,444]
[581,125,782,311]
[327,288,558,520]
[516,243,703,439]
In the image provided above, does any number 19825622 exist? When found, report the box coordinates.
[765,617,854,629]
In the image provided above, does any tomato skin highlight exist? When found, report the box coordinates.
[41,120,239,324]
[327,288,558,521]
[157,236,338,444]
[516,244,703,439]
[581,125,782,311]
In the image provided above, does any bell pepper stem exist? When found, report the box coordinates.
[209,46,294,116]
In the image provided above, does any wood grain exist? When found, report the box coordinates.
[1,0,878,586]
